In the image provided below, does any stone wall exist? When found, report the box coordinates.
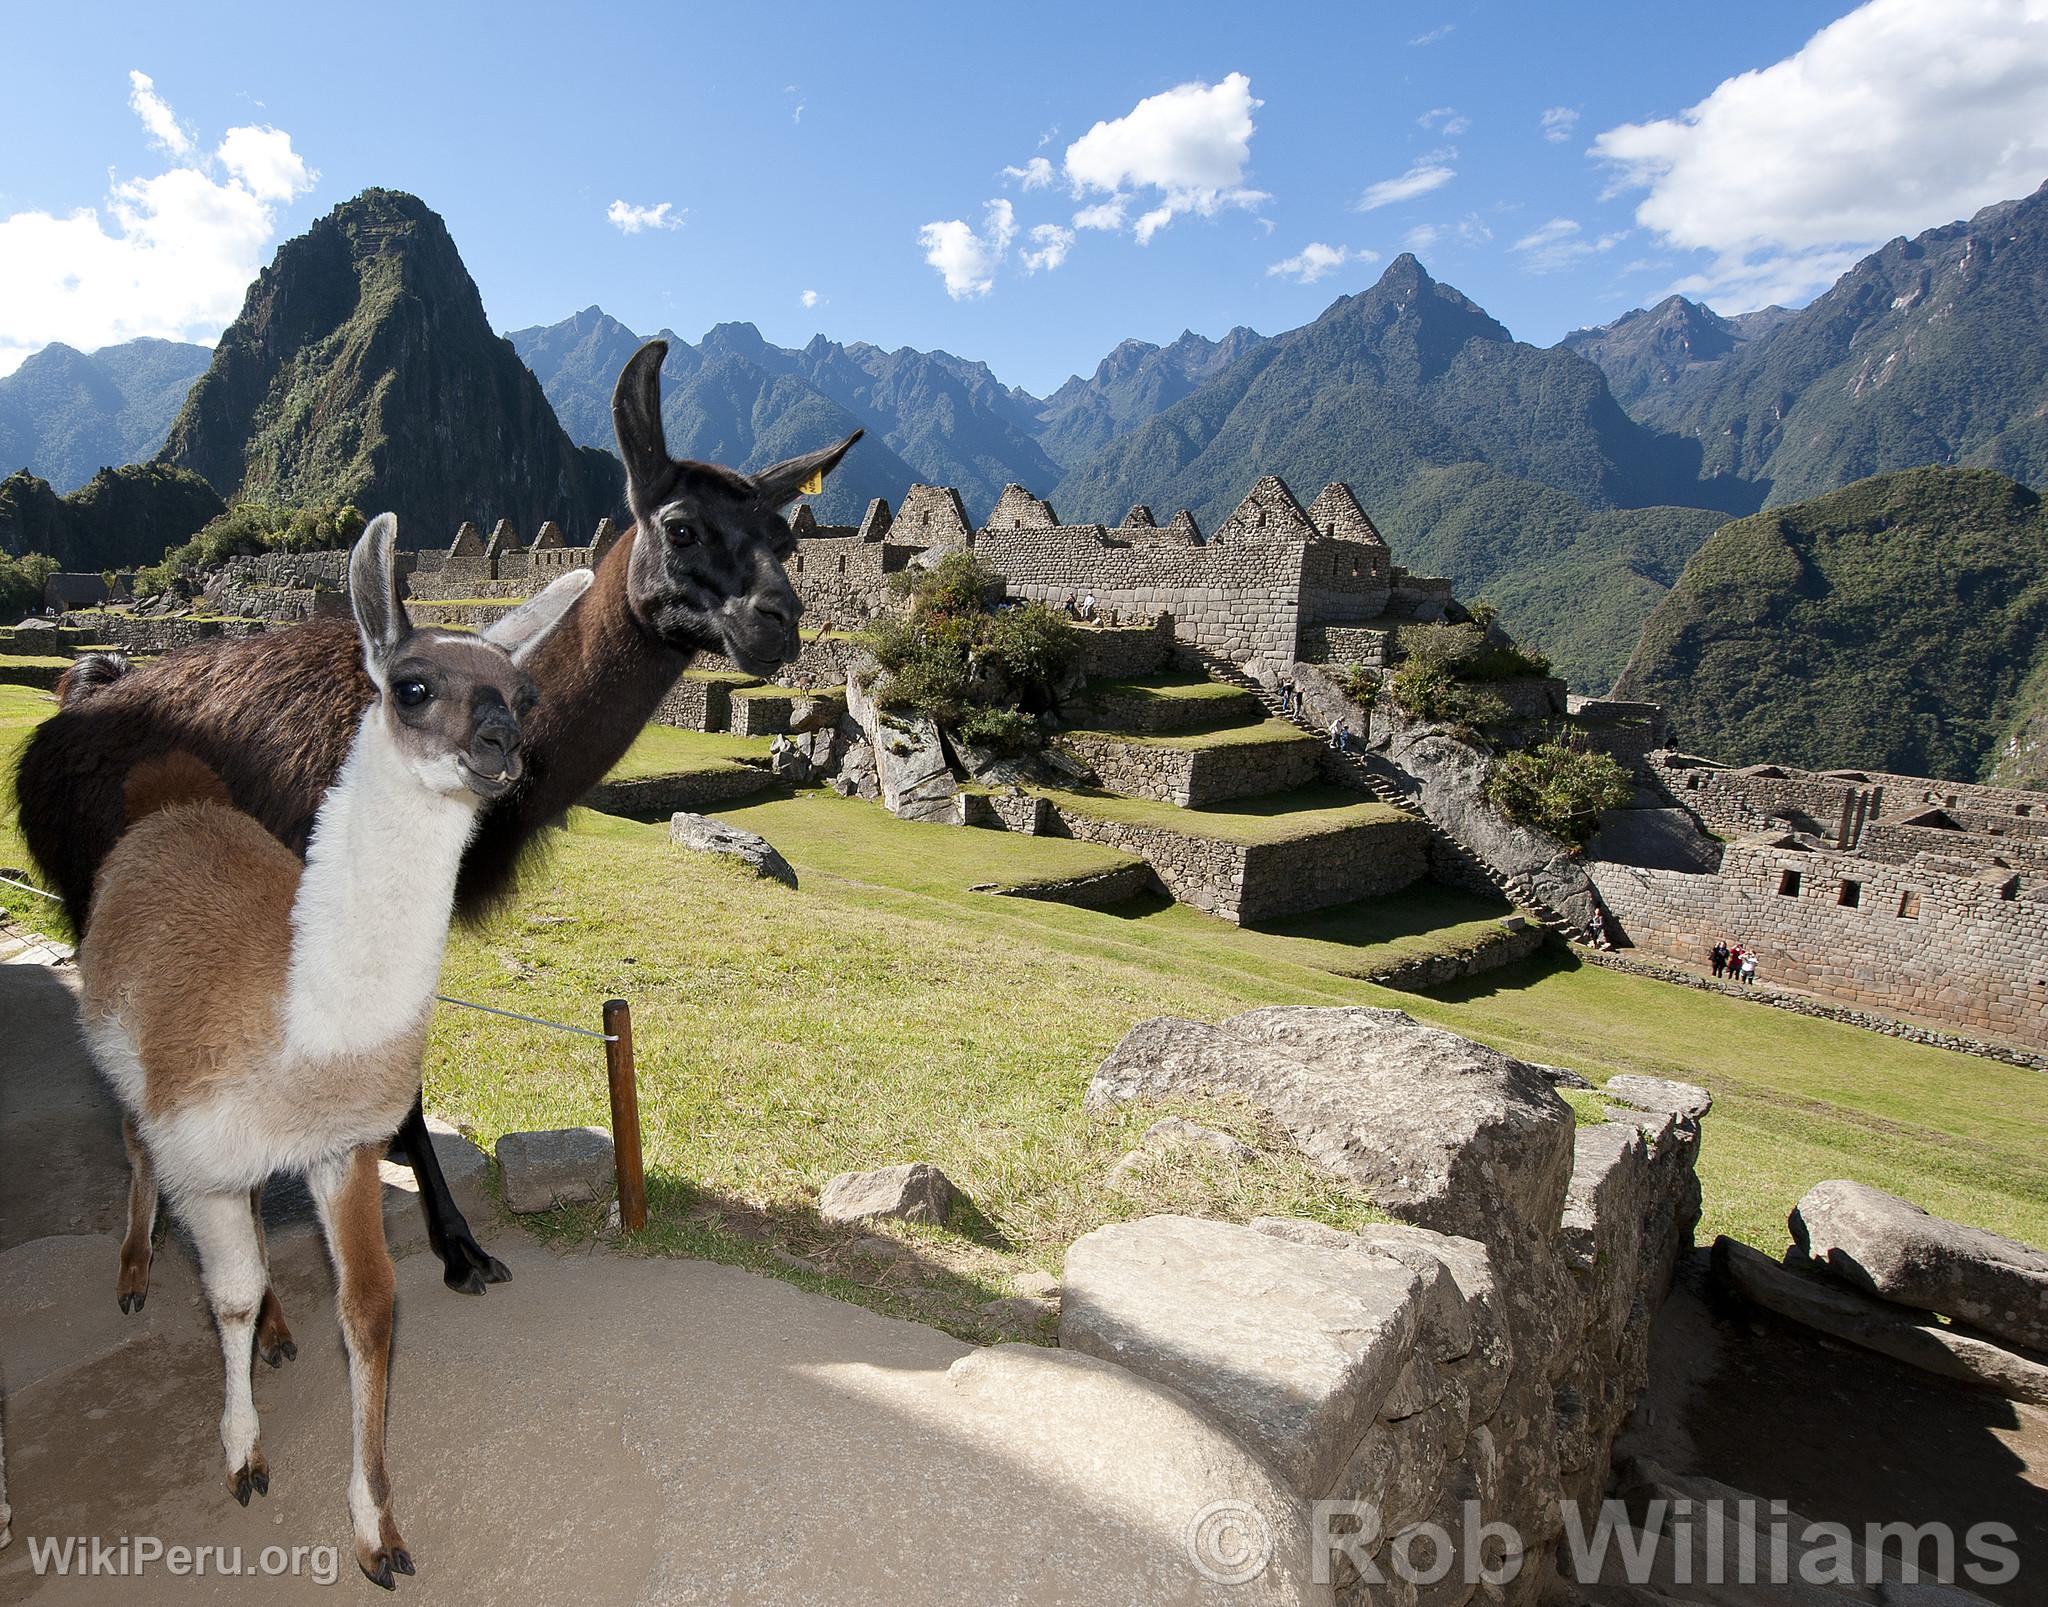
[1039,801,1430,924]
[787,535,917,627]
[56,613,247,652]
[1857,819,2048,877]
[1589,839,2048,1047]
[1073,617,1174,679]
[1074,1008,1709,1604]
[581,765,776,817]
[1061,730,1322,808]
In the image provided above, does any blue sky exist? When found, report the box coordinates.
[4,0,2045,394]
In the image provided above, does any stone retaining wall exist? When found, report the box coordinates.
[652,672,760,732]
[56,614,246,652]
[1073,617,1175,679]
[1857,819,2048,877]
[581,765,776,818]
[1364,921,1547,991]
[1061,729,1323,808]
[972,862,1162,910]
[1039,802,1430,924]
[1073,1008,1709,1604]
[1589,841,2048,1048]
[1073,682,1259,735]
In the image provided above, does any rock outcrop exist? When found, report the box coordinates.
[1790,1179,2048,1356]
[1081,1008,1708,1604]
[844,671,958,823]
[668,812,799,889]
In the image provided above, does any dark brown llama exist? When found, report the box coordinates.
[16,339,859,1303]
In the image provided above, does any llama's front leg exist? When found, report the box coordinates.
[182,1190,271,1504]
[249,1183,297,1367]
[116,1117,158,1314]
[394,1094,509,1295]
[312,1144,411,1588]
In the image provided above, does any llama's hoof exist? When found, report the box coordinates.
[360,1546,412,1590]
[258,1336,298,1368]
[117,1291,145,1315]
[231,1474,251,1507]
[228,1456,270,1506]
[249,1467,269,1497]
[440,1238,511,1295]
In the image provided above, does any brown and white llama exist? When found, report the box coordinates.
[75,517,590,1589]
[17,340,860,1302]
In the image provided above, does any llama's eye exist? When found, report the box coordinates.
[394,679,430,708]
[666,521,696,548]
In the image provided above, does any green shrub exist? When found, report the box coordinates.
[1388,661,1512,733]
[132,501,368,597]
[1336,663,1379,706]
[956,706,1039,753]
[1397,621,1551,681]
[1484,737,1634,845]
[859,556,1079,748]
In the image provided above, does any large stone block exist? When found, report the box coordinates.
[1790,1179,2048,1353]
[1089,1008,1575,1257]
[1061,1215,1423,1499]
[496,1127,615,1214]
[845,672,958,823]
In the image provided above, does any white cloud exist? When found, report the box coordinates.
[1072,196,1129,231]
[1593,0,2048,308]
[1539,106,1580,145]
[1266,242,1378,284]
[1410,24,1454,46]
[1020,223,1075,273]
[1062,72,1268,242]
[1418,106,1471,137]
[1512,217,1626,272]
[917,198,1015,299]
[1356,155,1456,211]
[800,289,820,309]
[1003,156,1055,190]
[127,70,194,157]
[0,72,316,377]
[607,199,683,234]
[1402,214,1492,253]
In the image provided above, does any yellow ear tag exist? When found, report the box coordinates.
[799,468,824,496]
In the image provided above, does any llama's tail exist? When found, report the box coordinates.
[55,652,132,705]
[122,753,233,827]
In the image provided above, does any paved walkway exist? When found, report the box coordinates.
[0,963,1324,1606]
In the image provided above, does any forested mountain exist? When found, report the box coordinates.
[1032,326,1268,469]
[1615,468,2048,785]
[159,189,623,544]
[1565,184,2048,506]
[0,463,225,572]
[0,339,211,494]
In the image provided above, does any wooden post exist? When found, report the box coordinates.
[603,998,648,1232]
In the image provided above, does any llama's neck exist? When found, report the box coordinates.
[282,709,481,1059]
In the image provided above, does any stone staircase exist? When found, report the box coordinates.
[1184,650,1580,943]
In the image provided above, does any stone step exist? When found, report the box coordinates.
[652,669,767,733]
[1072,675,1263,735]
[1060,721,1323,808]
[1037,786,1432,924]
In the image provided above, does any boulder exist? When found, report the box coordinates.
[668,812,798,889]
[495,1126,615,1214]
[767,735,815,785]
[1061,1214,1424,1499]
[845,673,958,823]
[1603,1076,1713,1121]
[1088,1007,1575,1257]
[818,1162,956,1226]
[1790,1180,2048,1354]
[1714,1237,2048,1405]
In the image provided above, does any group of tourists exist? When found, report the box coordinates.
[1710,940,1760,986]
[1059,593,1100,623]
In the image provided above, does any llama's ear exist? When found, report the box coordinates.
[481,567,595,665]
[348,513,410,675]
[613,340,672,517]
[752,430,863,510]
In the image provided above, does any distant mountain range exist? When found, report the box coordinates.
[0,339,211,495]
[6,181,2048,755]
[1564,182,2048,506]
[1616,467,2048,787]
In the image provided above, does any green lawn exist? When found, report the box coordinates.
[1037,783,1410,844]
[0,652,74,670]
[4,688,2043,1347]
[601,725,773,783]
[1086,673,1253,705]
[1064,717,1318,753]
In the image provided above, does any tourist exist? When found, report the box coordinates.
[1710,940,1729,979]
[1740,952,1759,987]
[1080,592,1098,622]
[1584,913,1605,949]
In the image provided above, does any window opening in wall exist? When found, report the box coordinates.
[1898,890,1921,919]
[1778,869,1802,896]
[1837,880,1861,908]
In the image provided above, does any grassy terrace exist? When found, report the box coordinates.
[601,725,773,783]
[1036,782,1410,844]
[1063,716,1317,752]
[1085,672,1251,705]
[3,692,2044,1344]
